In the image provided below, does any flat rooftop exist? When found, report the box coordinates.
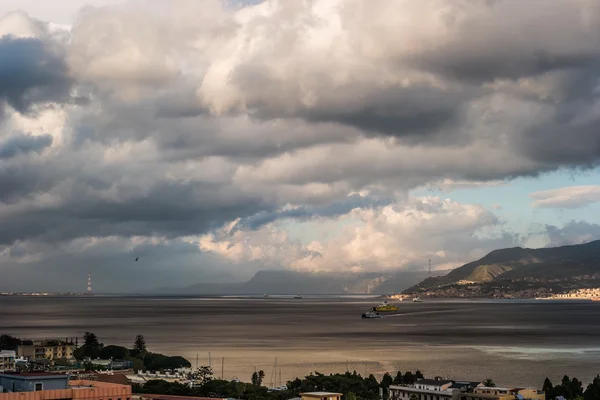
[301,393,343,397]
[0,372,66,378]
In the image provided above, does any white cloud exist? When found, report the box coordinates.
[530,185,600,209]
[199,196,517,272]
[0,0,125,25]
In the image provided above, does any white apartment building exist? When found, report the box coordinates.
[0,350,16,372]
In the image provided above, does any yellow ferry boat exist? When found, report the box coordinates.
[374,301,399,312]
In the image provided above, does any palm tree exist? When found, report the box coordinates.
[483,378,496,387]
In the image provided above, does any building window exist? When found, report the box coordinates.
[35,383,43,391]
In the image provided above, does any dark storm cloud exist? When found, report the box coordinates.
[412,48,599,85]
[513,61,600,167]
[295,85,469,141]
[0,132,53,159]
[0,36,73,113]
[0,162,60,203]
[0,178,272,245]
[237,193,394,230]
[233,64,476,141]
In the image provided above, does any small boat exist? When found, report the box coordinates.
[361,310,381,319]
[412,297,422,303]
[294,295,303,299]
[263,294,270,298]
[374,300,399,312]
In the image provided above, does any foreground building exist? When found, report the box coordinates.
[389,379,544,400]
[0,372,131,400]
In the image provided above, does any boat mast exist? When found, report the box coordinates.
[269,357,278,389]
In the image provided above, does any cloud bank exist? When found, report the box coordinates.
[1,1,600,290]
[531,185,600,209]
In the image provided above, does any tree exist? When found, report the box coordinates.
[251,371,265,386]
[393,372,403,385]
[542,377,554,400]
[571,377,584,399]
[483,378,496,387]
[415,370,424,380]
[403,372,415,385]
[144,353,191,371]
[381,373,394,388]
[345,393,357,400]
[100,345,130,360]
[1,335,31,350]
[409,394,419,400]
[134,335,147,356]
[190,366,214,385]
[84,332,101,349]
[381,373,394,400]
[74,332,103,359]
[584,375,600,400]
[367,374,380,392]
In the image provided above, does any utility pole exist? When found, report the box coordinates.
[428,259,431,278]
[196,353,198,370]
[208,352,212,369]
[221,357,224,380]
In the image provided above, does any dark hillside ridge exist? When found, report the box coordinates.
[404,240,600,293]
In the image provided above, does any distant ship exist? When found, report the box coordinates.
[374,301,399,312]
[294,295,303,299]
[412,297,423,303]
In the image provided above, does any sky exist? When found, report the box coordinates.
[1,0,600,292]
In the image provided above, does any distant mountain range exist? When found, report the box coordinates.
[151,269,448,295]
[404,239,600,294]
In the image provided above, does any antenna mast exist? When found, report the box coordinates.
[87,272,92,293]
[428,259,431,278]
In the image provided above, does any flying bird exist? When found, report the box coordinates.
[135,257,139,262]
